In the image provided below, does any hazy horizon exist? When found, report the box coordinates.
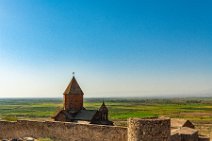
[0,0,212,98]
[0,95,211,99]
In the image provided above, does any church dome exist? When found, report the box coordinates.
[99,101,108,112]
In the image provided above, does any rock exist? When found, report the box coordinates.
[23,137,34,141]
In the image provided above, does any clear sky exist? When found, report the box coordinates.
[0,0,212,98]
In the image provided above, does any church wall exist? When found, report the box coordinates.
[64,94,83,111]
[69,94,83,110]
[64,94,71,110]
[0,120,127,141]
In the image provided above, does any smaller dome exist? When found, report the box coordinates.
[99,101,108,112]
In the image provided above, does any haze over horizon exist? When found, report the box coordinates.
[0,0,212,98]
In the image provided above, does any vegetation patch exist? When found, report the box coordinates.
[0,98,211,123]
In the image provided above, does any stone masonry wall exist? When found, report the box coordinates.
[0,118,173,141]
[128,117,170,141]
[0,120,127,141]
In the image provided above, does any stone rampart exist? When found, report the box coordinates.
[128,117,170,141]
[0,117,175,141]
[0,120,127,141]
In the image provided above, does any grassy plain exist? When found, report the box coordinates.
[0,97,211,123]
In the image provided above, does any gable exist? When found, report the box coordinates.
[53,110,66,121]
[171,118,195,129]
[183,120,195,129]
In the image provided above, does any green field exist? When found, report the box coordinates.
[0,97,211,125]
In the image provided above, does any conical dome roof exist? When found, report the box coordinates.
[99,101,108,112]
[63,76,84,95]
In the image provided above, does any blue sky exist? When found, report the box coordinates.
[0,0,212,97]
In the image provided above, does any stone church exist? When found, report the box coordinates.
[53,76,113,125]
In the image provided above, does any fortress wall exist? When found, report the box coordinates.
[0,117,172,141]
[128,117,170,141]
[0,120,127,141]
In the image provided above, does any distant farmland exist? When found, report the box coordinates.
[0,97,211,123]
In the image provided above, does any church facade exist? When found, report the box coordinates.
[53,76,113,125]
